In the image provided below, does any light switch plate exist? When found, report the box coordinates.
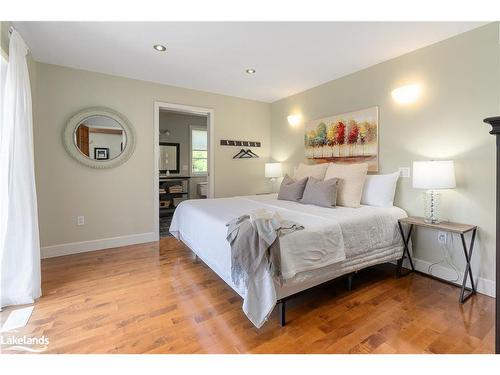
[399,167,410,178]
[77,216,85,226]
[182,165,188,171]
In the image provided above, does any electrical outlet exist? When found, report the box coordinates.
[437,231,447,244]
[398,167,410,178]
[77,216,85,226]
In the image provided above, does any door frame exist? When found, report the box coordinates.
[153,101,215,240]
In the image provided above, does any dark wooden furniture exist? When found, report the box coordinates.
[88,127,122,135]
[398,216,477,303]
[484,116,500,354]
[75,124,89,156]
[159,176,190,217]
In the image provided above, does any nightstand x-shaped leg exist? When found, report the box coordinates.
[459,229,477,303]
[397,222,415,277]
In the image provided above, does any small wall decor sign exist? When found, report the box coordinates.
[220,140,261,147]
[305,106,379,171]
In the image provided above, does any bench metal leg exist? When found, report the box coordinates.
[395,258,403,278]
[459,229,477,303]
[278,300,286,327]
[347,274,353,291]
[397,222,415,277]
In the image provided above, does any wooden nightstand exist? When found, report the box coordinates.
[398,216,477,303]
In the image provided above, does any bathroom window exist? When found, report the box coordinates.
[190,126,208,176]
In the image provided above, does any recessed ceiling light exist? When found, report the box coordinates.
[245,68,256,74]
[153,44,167,52]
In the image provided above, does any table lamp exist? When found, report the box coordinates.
[413,160,456,224]
[265,163,283,193]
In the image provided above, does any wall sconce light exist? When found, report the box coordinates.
[287,114,302,127]
[159,129,171,136]
[391,84,422,104]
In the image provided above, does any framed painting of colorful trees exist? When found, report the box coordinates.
[304,106,379,172]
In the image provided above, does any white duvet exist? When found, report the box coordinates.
[169,194,406,327]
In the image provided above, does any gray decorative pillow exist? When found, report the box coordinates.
[300,177,339,208]
[277,175,308,202]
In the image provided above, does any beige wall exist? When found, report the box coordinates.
[270,23,500,284]
[1,21,10,59]
[34,63,270,247]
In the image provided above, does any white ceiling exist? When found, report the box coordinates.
[14,22,485,103]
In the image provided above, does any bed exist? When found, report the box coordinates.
[169,193,407,327]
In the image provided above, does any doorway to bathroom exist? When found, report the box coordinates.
[154,102,214,239]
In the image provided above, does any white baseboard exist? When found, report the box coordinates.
[41,232,157,259]
[411,257,495,298]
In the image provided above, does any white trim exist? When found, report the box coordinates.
[411,257,495,298]
[189,125,209,177]
[154,101,215,241]
[40,232,156,259]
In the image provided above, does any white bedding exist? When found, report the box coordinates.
[169,194,406,327]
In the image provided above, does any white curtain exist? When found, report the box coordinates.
[0,28,41,308]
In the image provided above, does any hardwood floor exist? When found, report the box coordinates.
[0,237,494,354]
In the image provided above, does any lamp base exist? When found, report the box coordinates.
[423,190,441,224]
[269,177,277,193]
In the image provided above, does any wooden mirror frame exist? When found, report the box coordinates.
[63,107,136,169]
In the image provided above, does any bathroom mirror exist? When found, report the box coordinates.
[64,107,136,168]
[159,142,180,174]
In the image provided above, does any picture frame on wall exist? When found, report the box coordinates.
[94,147,110,160]
[304,106,379,172]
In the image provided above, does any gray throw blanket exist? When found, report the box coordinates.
[226,211,304,289]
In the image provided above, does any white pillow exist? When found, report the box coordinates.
[293,162,329,181]
[361,172,400,207]
[324,163,368,208]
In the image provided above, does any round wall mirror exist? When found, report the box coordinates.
[64,107,136,168]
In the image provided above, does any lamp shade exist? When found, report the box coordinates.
[265,163,283,178]
[413,160,456,189]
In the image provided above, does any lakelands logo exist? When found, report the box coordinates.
[0,334,49,353]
